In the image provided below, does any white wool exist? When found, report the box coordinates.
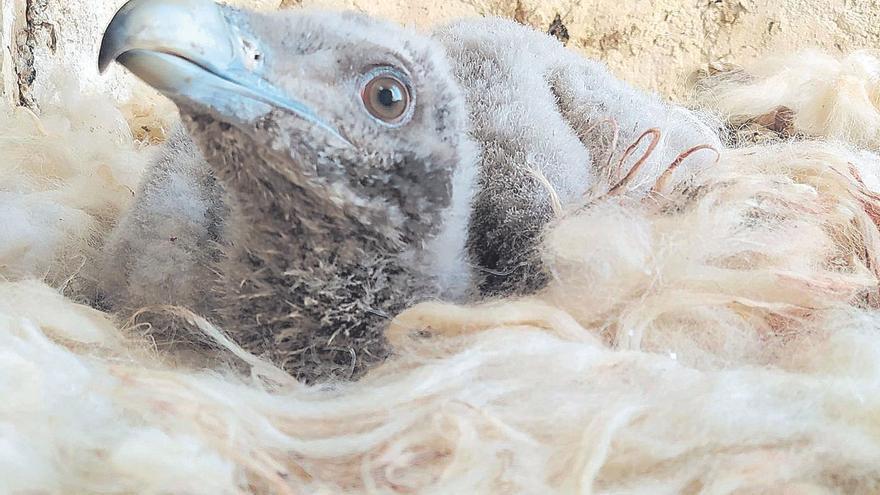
[0,195,90,280]
[541,141,880,369]
[3,281,880,493]
[0,76,147,284]
[7,59,880,493]
[695,50,880,148]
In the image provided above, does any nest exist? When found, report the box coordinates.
[4,51,880,493]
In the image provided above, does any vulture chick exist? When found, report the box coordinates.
[95,0,720,381]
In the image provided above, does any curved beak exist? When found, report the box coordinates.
[99,0,348,143]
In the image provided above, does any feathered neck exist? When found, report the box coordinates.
[184,115,433,382]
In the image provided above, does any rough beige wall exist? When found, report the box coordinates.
[305,0,880,100]
[2,0,879,107]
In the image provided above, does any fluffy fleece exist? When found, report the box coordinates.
[694,50,880,148]
[5,65,880,493]
[0,80,144,285]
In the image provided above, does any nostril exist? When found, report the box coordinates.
[238,36,263,69]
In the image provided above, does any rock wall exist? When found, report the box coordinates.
[2,0,879,108]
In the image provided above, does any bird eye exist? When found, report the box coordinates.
[360,67,413,126]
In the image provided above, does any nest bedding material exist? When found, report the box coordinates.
[4,52,880,493]
[693,49,880,149]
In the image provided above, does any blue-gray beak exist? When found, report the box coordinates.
[99,0,348,143]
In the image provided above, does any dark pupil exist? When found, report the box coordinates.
[377,85,401,107]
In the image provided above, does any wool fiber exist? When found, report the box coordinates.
[0,78,145,285]
[695,50,880,148]
[5,63,880,493]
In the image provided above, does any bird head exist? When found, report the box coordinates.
[100,0,476,249]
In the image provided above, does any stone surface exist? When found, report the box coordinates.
[2,0,879,108]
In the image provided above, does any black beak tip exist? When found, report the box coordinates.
[97,42,113,73]
[97,0,138,73]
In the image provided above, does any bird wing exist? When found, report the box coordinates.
[435,18,721,295]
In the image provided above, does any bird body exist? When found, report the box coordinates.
[93,1,719,381]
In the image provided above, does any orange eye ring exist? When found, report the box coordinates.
[360,67,414,126]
